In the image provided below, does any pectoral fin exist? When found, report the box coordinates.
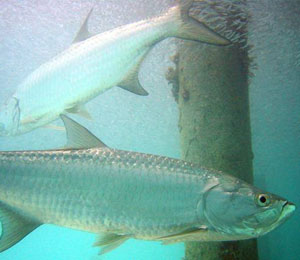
[42,124,65,131]
[60,114,107,149]
[65,104,92,120]
[72,8,93,44]
[118,51,149,96]
[158,226,208,245]
[93,233,129,255]
[0,205,40,252]
[20,116,36,125]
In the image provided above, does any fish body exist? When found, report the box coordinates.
[0,115,295,254]
[0,148,215,237]
[0,0,229,136]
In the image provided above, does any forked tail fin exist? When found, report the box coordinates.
[168,0,230,45]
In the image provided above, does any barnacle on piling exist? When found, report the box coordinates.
[189,0,256,82]
[170,52,179,65]
[181,88,190,102]
[190,0,250,46]
[165,52,180,103]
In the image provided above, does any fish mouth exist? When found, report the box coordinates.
[280,201,296,221]
[263,201,295,235]
[0,121,19,136]
[263,201,296,235]
[242,200,296,238]
[0,122,7,136]
[0,97,21,136]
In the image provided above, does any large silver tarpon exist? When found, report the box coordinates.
[0,115,295,254]
[0,0,230,136]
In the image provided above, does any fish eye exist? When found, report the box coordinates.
[256,194,271,207]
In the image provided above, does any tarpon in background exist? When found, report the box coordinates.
[0,115,295,254]
[0,0,230,136]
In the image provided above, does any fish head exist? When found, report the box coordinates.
[0,97,21,136]
[202,175,295,240]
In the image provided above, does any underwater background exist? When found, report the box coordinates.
[0,0,299,259]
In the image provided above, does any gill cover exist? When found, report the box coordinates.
[203,180,256,235]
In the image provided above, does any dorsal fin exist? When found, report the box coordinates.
[60,114,107,149]
[72,8,93,44]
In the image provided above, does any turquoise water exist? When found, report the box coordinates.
[0,0,299,259]
[249,1,300,259]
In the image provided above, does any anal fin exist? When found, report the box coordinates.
[0,205,40,252]
[93,233,129,255]
[118,50,149,96]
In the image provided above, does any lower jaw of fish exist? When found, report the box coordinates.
[243,202,296,237]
